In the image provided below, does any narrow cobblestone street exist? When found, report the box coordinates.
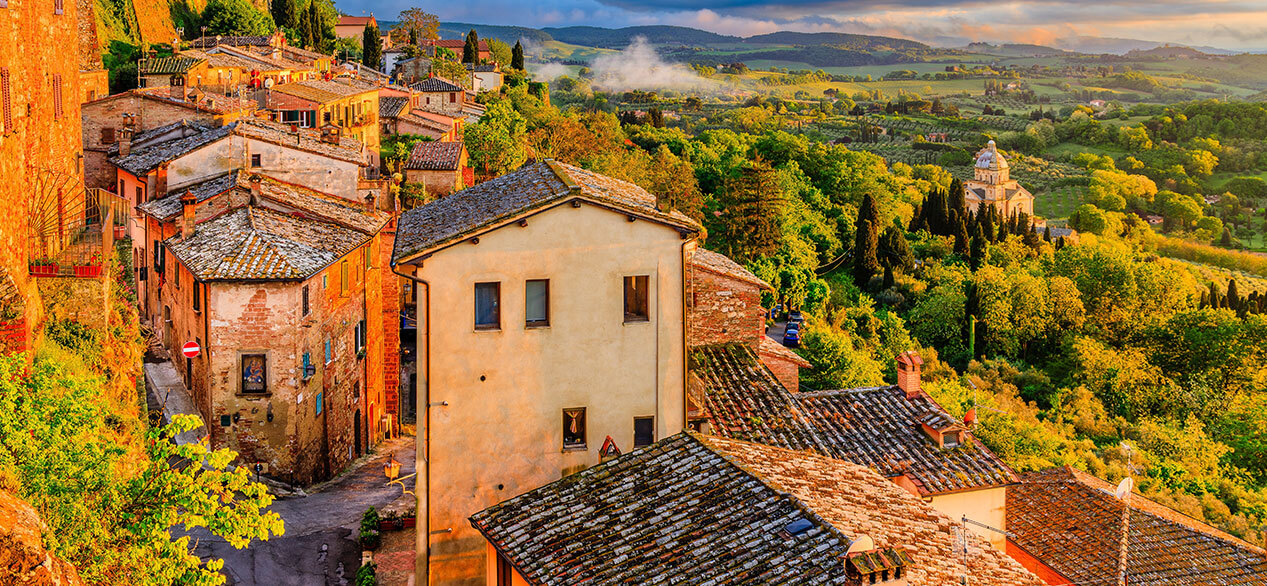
[188,437,416,586]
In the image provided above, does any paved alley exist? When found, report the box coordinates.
[189,437,417,586]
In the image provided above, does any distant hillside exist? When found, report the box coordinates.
[542,25,738,48]
[1055,35,1235,55]
[1125,45,1214,59]
[961,42,1069,57]
[437,21,552,44]
[744,31,926,51]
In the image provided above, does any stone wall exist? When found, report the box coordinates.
[0,0,90,350]
[81,95,224,189]
[0,491,83,586]
[687,267,766,348]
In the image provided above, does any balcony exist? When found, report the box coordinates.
[348,112,377,128]
[28,179,128,279]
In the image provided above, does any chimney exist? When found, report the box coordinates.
[118,126,134,156]
[155,163,169,198]
[180,191,197,240]
[364,191,376,213]
[895,351,923,399]
[249,175,261,205]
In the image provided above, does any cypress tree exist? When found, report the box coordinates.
[955,222,969,256]
[511,40,525,70]
[1209,282,1222,309]
[362,23,383,69]
[409,27,418,45]
[1221,226,1233,247]
[948,179,965,218]
[272,0,295,29]
[1228,279,1241,312]
[295,3,312,48]
[307,2,323,52]
[909,203,924,232]
[463,29,479,63]
[853,193,881,287]
[969,225,986,270]
[1043,225,1052,242]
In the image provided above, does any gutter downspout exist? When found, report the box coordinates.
[680,235,694,433]
[392,260,430,586]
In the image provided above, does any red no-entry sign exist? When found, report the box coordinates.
[181,341,200,358]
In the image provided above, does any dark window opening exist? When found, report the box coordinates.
[101,127,115,144]
[496,553,513,586]
[525,279,549,327]
[563,407,586,449]
[192,281,201,312]
[250,153,261,167]
[474,282,500,330]
[301,284,310,316]
[634,417,654,448]
[241,354,267,394]
[623,276,649,322]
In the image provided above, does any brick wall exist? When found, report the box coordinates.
[0,317,27,355]
[688,268,767,348]
[379,220,401,420]
[758,348,803,394]
[0,0,89,347]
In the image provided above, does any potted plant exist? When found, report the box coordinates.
[29,258,58,277]
[74,253,103,278]
[354,562,377,586]
[378,509,400,532]
[360,507,382,550]
[113,225,127,239]
[401,505,417,529]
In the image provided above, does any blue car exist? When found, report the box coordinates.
[782,327,801,348]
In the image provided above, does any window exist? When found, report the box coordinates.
[474,282,500,330]
[355,319,366,353]
[135,185,144,206]
[322,273,328,289]
[192,281,201,312]
[623,276,649,322]
[118,179,124,195]
[0,68,9,134]
[315,391,323,415]
[943,432,960,448]
[449,92,456,103]
[52,74,62,119]
[241,354,267,394]
[53,0,63,13]
[250,153,261,167]
[324,338,333,364]
[525,279,549,327]
[634,417,654,448]
[175,264,180,288]
[100,127,115,144]
[340,260,349,295]
[302,351,313,379]
[301,284,310,316]
[496,553,513,586]
[364,243,372,269]
[152,241,164,273]
[563,408,586,449]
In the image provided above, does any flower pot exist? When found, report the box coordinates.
[378,520,395,531]
[74,265,103,278]
[402,516,416,529]
[113,226,127,239]
[29,264,58,277]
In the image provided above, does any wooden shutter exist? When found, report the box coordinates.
[54,0,62,14]
[0,68,10,134]
[101,127,115,143]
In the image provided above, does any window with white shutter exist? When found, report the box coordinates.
[0,68,11,134]
[52,74,63,120]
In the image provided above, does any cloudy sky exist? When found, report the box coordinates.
[349,0,1267,50]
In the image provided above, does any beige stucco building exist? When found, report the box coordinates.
[964,140,1034,218]
[392,160,700,585]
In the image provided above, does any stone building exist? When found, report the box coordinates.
[964,140,1034,217]
[693,344,1020,550]
[392,56,431,85]
[268,78,381,158]
[81,88,256,189]
[464,63,502,93]
[402,141,468,197]
[138,172,396,484]
[379,91,464,141]
[334,15,376,40]
[0,0,100,350]
[392,160,701,585]
[409,77,467,116]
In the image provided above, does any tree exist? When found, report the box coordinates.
[487,38,511,68]
[270,0,295,29]
[718,159,784,263]
[462,29,479,64]
[853,193,880,288]
[361,23,382,70]
[954,222,969,255]
[202,0,276,36]
[877,226,913,289]
[0,355,284,585]
[511,40,525,70]
[306,1,324,52]
[391,8,439,44]
[463,101,527,178]
[294,2,312,48]
[969,225,986,270]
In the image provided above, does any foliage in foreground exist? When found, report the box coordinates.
[0,353,284,585]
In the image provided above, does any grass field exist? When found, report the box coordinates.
[1206,170,1267,192]
[1035,185,1087,219]
[1045,142,1124,158]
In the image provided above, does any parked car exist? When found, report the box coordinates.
[787,310,804,326]
[782,327,801,348]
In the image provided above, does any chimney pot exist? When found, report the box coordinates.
[364,192,376,213]
[249,175,262,205]
[118,126,134,156]
[896,351,924,399]
[155,163,170,198]
[180,191,197,240]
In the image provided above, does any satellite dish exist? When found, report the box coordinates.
[846,534,875,554]
[1115,477,1134,500]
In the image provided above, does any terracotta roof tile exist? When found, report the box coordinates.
[1008,467,1267,585]
[271,79,377,103]
[138,56,204,75]
[378,96,409,118]
[693,247,771,289]
[410,77,464,93]
[693,344,1019,496]
[136,171,241,220]
[232,117,367,165]
[470,433,1043,586]
[191,35,271,48]
[110,124,232,176]
[393,160,699,263]
[404,141,464,171]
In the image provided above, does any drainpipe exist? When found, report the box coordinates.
[391,260,429,586]
[680,235,694,433]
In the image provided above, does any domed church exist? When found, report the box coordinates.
[964,140,1034,217]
